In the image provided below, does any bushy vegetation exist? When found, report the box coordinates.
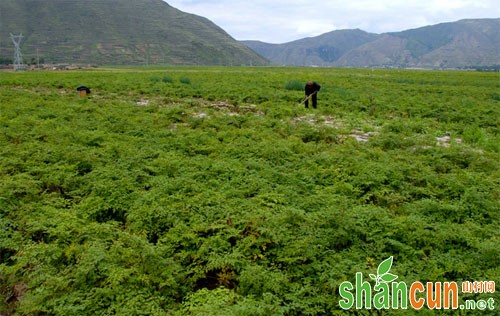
[1,67,499,315]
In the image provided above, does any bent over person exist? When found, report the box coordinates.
[304,81,321,108]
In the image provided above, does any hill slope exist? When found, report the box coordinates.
[0,0,268,66]
[242,19,500,68]
[243,29,378,67]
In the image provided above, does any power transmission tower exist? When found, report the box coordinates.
[10,33,26,71]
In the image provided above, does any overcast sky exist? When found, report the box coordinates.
[164,0,499,43]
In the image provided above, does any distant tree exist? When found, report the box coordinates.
[0,58,12,65]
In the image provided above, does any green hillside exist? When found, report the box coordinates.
[1,67,499,315]
[0,0,268,66]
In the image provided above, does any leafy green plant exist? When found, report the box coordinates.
[179,77,191,84]
[162,75,174,83]
[0,67,498,315]
[284,80,303,91]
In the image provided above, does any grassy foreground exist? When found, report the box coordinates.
[0,67,499,315]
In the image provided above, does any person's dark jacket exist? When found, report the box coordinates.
[305,82,321,95]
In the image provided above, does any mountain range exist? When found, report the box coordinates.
[0,0,268,66]
[0,0,498,68]
[242,18,500,69]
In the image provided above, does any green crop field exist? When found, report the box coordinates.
[1,67,499,315]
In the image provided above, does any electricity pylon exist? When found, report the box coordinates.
[10,33,26,70]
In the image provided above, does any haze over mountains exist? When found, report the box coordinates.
[0,0,498,68]
[242,18,500,69]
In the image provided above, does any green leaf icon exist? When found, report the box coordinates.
[380,273,398,283]
[370,257,399,286]
[377,256,394,276]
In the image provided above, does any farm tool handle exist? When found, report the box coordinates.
[300,90,317,105]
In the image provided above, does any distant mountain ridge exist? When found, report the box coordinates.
[0,0,268,66]
[242,19,500,69]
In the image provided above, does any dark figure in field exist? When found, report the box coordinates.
[76,86,91,97]
[304,81,321,108]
